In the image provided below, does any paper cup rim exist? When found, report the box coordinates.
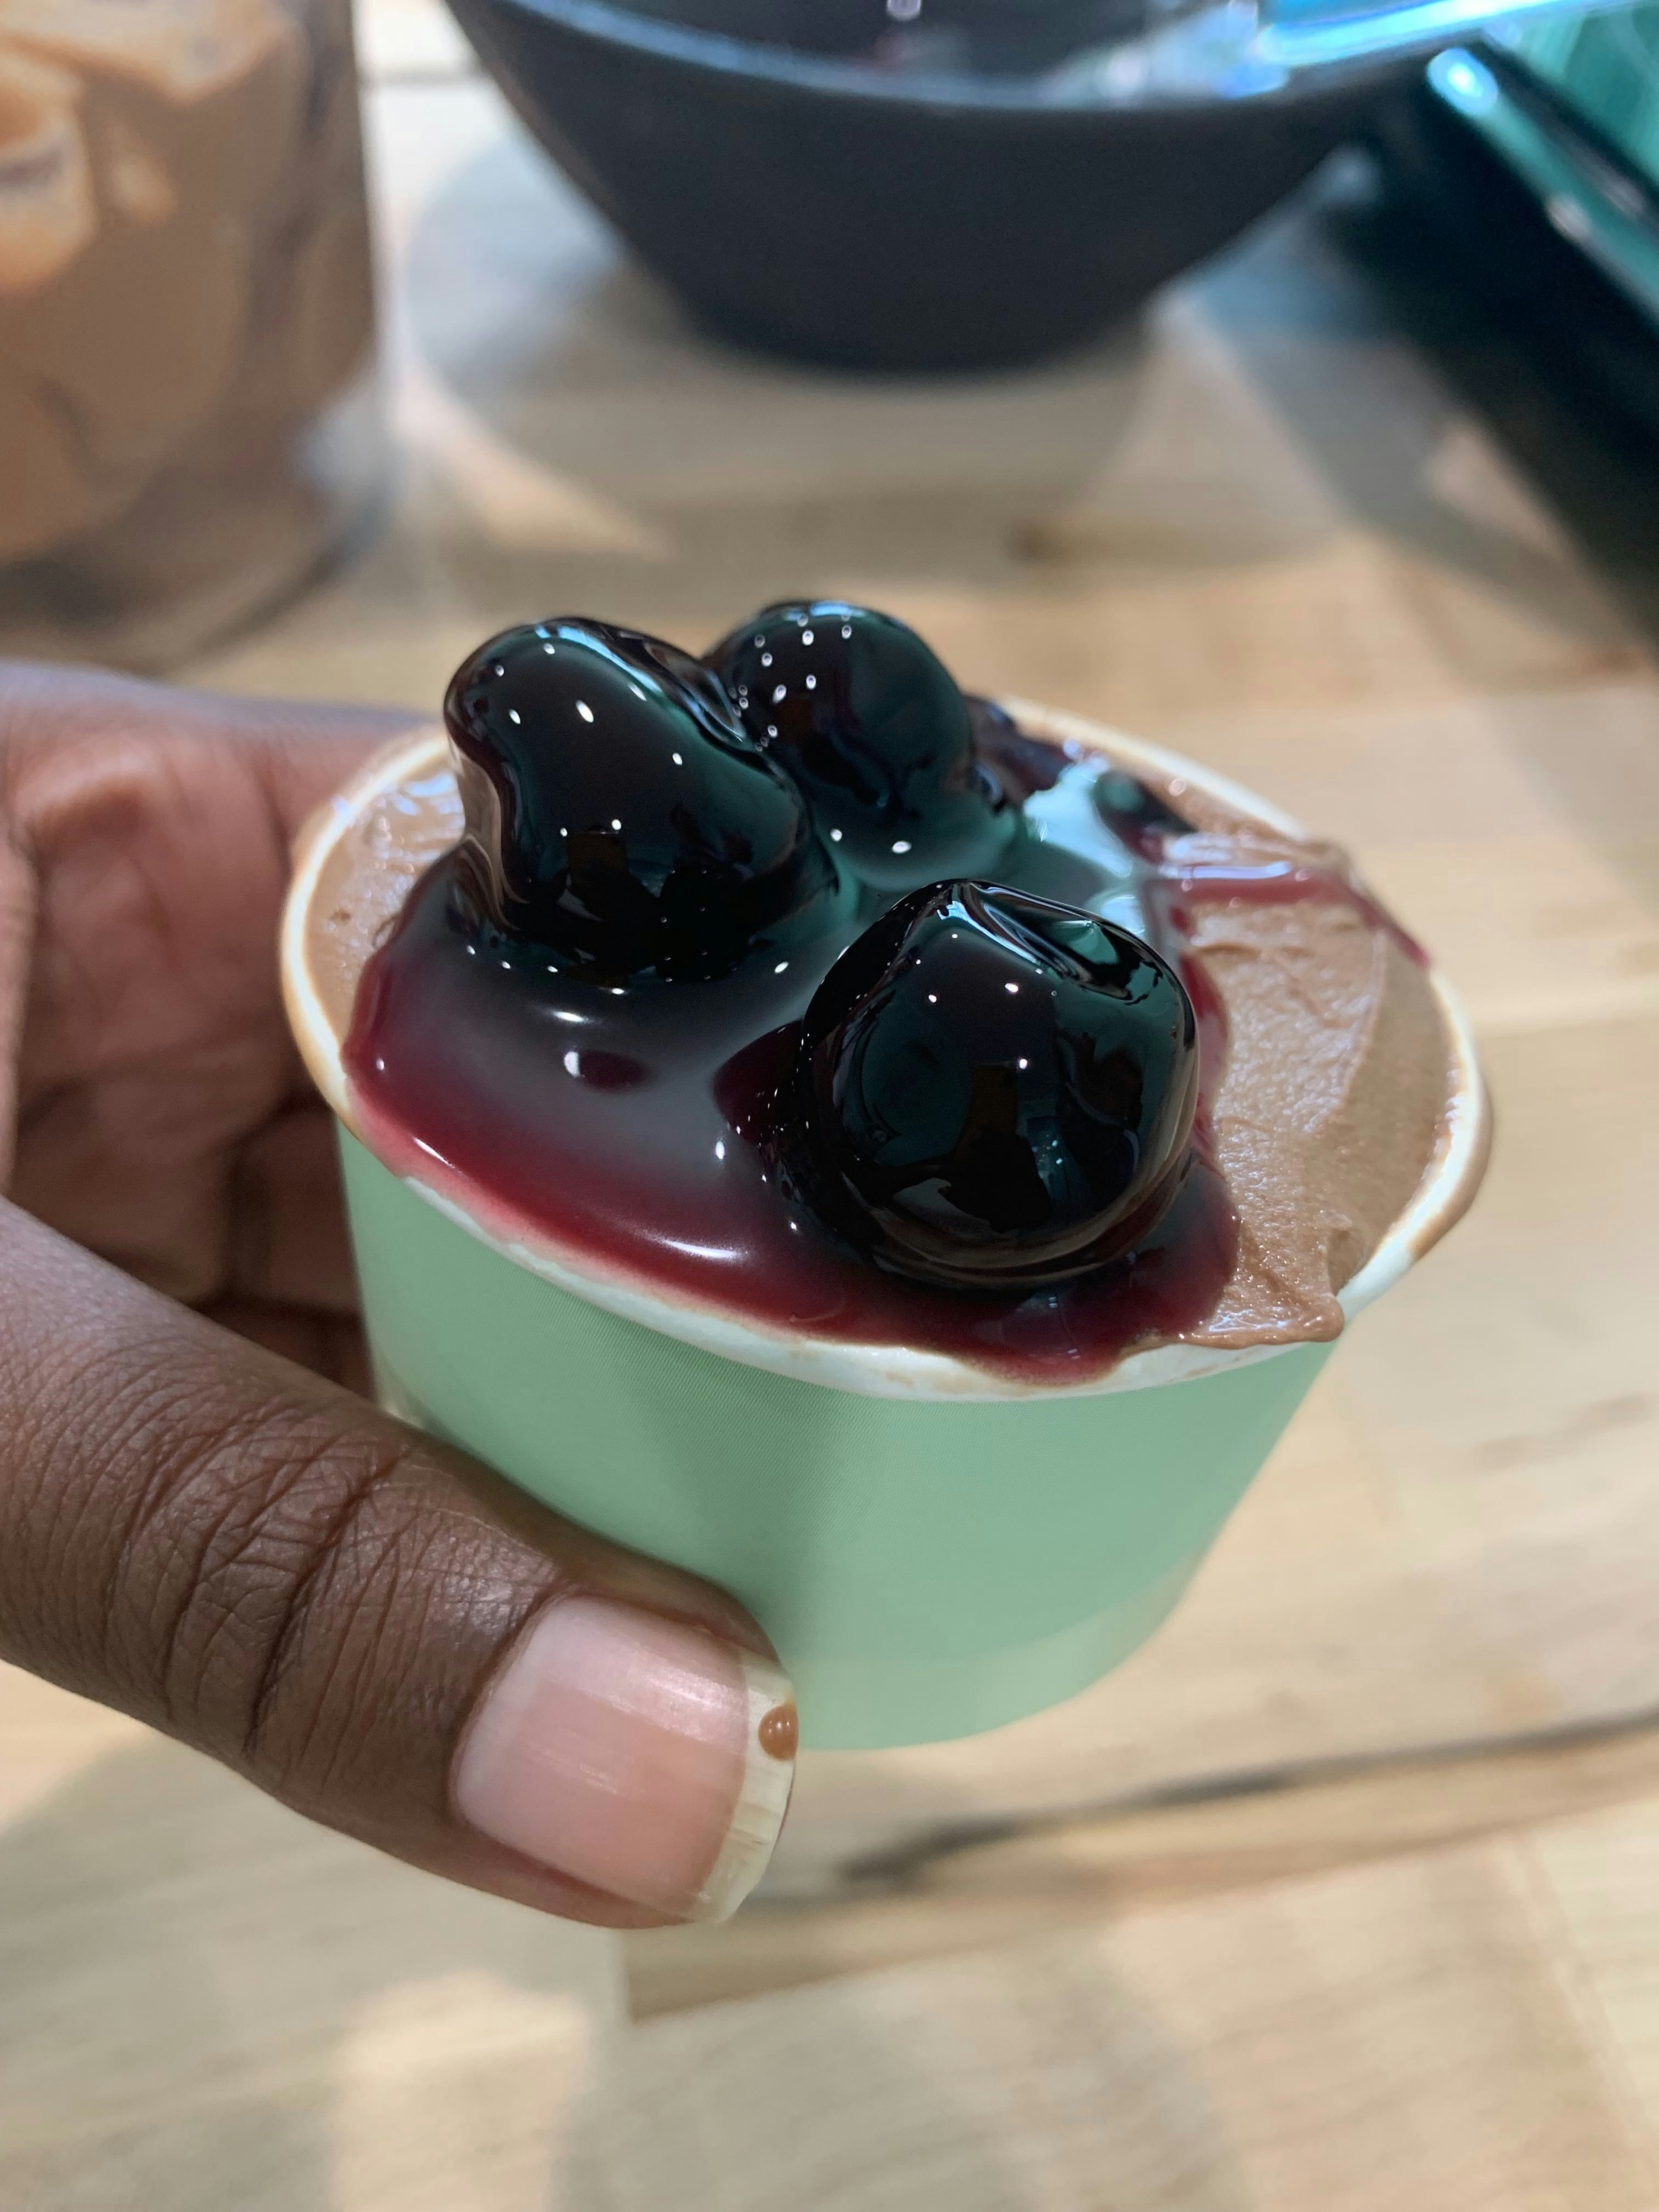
[282,704,1490,1402]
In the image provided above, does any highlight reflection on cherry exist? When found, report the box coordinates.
[788,881,1201,1288]
[708,601,1018,891]
[444,617,841,984]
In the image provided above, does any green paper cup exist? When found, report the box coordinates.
[283,709,1488,1750]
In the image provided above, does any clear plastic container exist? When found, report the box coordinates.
[0,0,383,670]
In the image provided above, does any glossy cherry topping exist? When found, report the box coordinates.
[787,883,1200,1288]
[707,601,1018,891]
[445,618,844,984]
[344,605,1431,1380]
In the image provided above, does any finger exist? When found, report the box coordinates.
[0,820,28,1187]
[226,1095,360,1314]
[1,663,420,1296]
[0,658,415,834]
[200,1297,372,1394]
[3,661,413,1119]
[0,1198,795,1926]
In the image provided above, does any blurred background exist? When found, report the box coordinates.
[2,0,1658,2204]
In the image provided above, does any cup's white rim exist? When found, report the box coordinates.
[282,705,1491,1403]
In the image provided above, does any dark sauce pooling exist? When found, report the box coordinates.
[343,609,1412,1382]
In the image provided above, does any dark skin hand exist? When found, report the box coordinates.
[1,663,376,1379]
[0,664,793,1931]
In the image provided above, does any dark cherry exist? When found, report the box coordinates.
[444,618,841,984]
[707,601,1018,891]
[788,881,1200,1288]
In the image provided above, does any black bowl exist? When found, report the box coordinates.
[445,0,1414,372]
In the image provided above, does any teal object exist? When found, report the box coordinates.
[1429,44,1659,326]
[1497,6,1659,185]
[340,1130,1333,1749]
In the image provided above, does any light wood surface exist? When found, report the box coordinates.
[4,11,1659,2204]
[603,1823,1659,2212]
[625,1714,1659,2018]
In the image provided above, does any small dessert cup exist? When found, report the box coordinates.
[283,707,1488,1750]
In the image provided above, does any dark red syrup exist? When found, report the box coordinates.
[343,712,1401,1382]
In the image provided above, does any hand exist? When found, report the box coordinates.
[0,664,793,1926]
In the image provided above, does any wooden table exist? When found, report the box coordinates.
[4,11,1658,2205]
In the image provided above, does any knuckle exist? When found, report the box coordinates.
[102,1374,432,1786]
[240,1473,441,1793]
[0,1243,552,1821]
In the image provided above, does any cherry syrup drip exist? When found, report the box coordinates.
[343,712,1406,1381]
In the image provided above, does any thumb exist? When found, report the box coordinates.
[0,1200,795,1924]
